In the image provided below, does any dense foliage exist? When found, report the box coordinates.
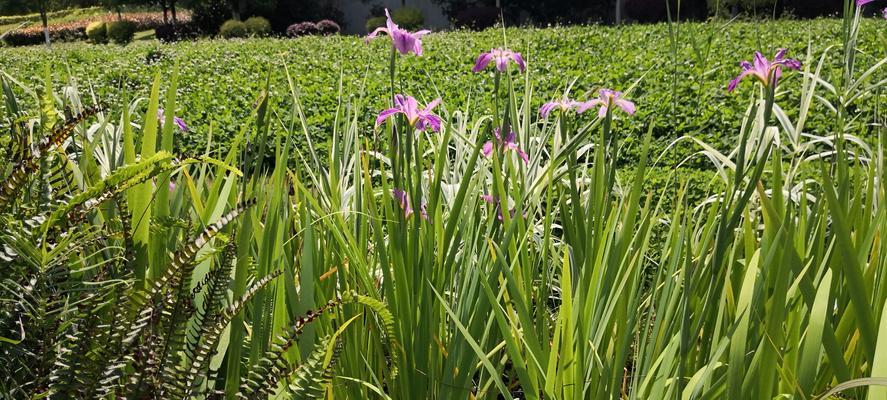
[0,12,886,398]
[0,19,882,169]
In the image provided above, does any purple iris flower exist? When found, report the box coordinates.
[392,188,413,218]
[480,194,518,222]
[539,99,586,119]
[857,0,876,6]
[376,94,442,132]
[392,188,430,220]
[482,128,529,164]
[365,9,431,56]
[578,89,637,118]
[157,108,188,132]
[472,48,526,73]
[419,203,430,222]
[883,7,887,18]
[727,49,802,92]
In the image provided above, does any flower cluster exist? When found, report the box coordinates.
[366,10,803,230]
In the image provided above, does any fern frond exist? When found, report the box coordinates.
[287,335,341,400]
[341,293,400,380]
[40,152,177,233]
[166,237,238,397]
[238,296,345,398]
[0,105,101,211]
[125,200,255,397]
[180,269,284,396]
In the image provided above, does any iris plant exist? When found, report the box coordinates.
[727,49,802,92]
[472,48,526,73]
[376,94,442,132]
[365,9,431,56]
[539,99,586,119]
[392,188,429,220]
[580,89,637,118]
[392,188,413,218]
[482,128,528,164]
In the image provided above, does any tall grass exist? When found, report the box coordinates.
[0,4,885,399]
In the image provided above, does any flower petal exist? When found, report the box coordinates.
[422,114,442,132]
[495,55,508,72]
[392,188,413,218]
[174,116,188,131]
[411,35,424,56]
[727,69,753,92]
[753,52,769,75]
[424,98,441,112]
[517,149,529,164]
[472,52,493,72]
[392,31,416,55]
[376,108,401,126]
[482,141,494,157]
[576,99,602,114]
[385,9,398,32]
[539,102,558,118]
[510,52,526,72]
[615,98,636,115]
[365,27,389,43]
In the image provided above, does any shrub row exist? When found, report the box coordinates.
[286,19,340,37]
[2,11,191,47]
[219,16,272,38]
[0,6,103,26]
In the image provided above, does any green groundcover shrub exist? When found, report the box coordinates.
[365,16,386,33]
[85,21,107,43]
[391,7,424,30]
[244,16,271,37]
[0,19,882,170]
[219,19,247,38]
[106,20,135,45]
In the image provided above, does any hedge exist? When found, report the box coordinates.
[0,19,882,170]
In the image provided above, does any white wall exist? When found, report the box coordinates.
[335,0,450,34]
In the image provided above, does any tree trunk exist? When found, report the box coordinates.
[615,0,623,24]
[170,0,177,24]
[162,1,169,24]
[237,0,247,21]
[40,7,50,46]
